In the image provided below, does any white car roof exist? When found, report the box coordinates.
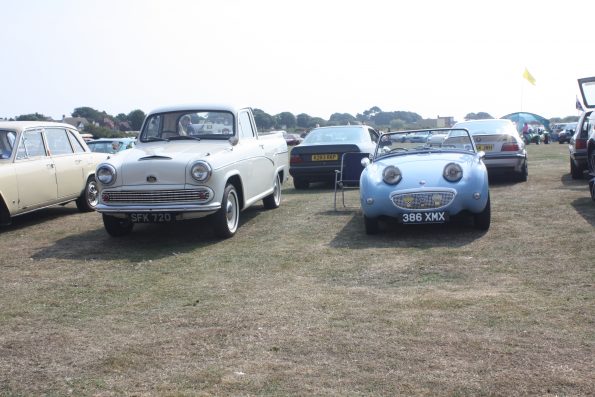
[147,104,242,115]
[0,121,80,133]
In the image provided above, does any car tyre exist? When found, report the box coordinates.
[473,194,491,230]
[590,178,595,201]
[570,158,583,179]
[516,160,528,182]
[103,214,134,237]
[76,176,99,212]
[263,173,281,209]
[293,177,309,190]
[364,215,380,235]
[212,183,239,238]
[588,149,595,175]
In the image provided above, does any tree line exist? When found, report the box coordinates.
[4,106,579,138]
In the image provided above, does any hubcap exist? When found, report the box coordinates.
[226,190,238,231]
[87,181,99,207]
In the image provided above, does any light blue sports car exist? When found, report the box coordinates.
[360,128,490,234]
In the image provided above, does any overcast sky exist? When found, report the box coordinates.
[1,0,593,123]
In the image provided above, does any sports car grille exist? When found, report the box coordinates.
[102,189,211,203]
[391,191,455,210]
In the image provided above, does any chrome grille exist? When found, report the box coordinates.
[102,189,211,203]
[391,191,455,210]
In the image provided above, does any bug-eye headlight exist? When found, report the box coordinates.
[96,164,116,185]
[190,161,212,182]
[443,163,463,182]
[382,165,402,185]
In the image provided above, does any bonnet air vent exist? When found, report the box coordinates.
[139,155,172,161]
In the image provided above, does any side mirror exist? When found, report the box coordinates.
[477,150,485,159]
[361,157,371,167]
[229,136,239,146]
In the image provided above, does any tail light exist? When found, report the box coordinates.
[501,142,520,151]
[575,139,587,150]
[290,154,302,164]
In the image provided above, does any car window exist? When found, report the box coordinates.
[0,130,16,159]
[67,130,86,153]
[16,130,47,159]
[45,128,74,155]
[238,111,255,139]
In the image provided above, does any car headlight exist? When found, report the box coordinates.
[382,165,402,185]
[190,161,212,182]
[96,164,116,185]
[443,162,463,182]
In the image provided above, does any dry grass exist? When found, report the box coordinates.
[0,143,593,396]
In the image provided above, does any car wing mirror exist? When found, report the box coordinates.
[361,157,371,167]
[229,136,239,146]
[477,150,485,159]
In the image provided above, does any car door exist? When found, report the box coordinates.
[237,110,274,201]
[14,129,57,210]
[45,127,84,199]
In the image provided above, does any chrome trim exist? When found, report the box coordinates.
[390,189,456,210]
[100,188,214,204]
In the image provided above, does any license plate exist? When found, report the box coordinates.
[401,212,448,224]
[311,153,338,161]
[476,144,493,152]
[130,213,174,223]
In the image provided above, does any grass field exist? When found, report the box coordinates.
[0,143,593,396]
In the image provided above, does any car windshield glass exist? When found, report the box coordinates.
[140,111,234,142]
[302,127,364,144]
[0,130,16,159]
[374,128,475,159]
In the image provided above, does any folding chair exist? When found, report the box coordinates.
[333,152,369,210]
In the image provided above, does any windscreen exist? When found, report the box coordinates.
[375,128,475,159]
[140,111,234,142]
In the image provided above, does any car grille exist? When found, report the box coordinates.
[102,189,211,204]
[391,191,455,210]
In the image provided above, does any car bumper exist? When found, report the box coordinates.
[360,186,489,219]
[96,202,221,220]
[482,152,526,173]
[289,165,338,181]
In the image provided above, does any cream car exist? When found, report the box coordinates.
[95,105,289,238]
[0,121,105,225]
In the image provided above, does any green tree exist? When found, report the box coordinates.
[72,107,104,124]
[464,112,493,120]
[127,109,146,131]
[253,108,274,130]
[329,113,356,125]
[275,112,296,129]
[16,112,50,121]
[296,113,312,128]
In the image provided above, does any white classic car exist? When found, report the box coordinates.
[0,121,105,225]
[95,105,289,238]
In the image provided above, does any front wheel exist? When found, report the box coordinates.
[263,173,281,209]
[590,179,595,201]
[76,176,99,212]
[103,214,134,237]
[588,149,595,175]
[473,195,491,230]
[212,184,239,238]
[570,158,583,179]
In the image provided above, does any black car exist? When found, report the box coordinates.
[289,125,379,189]
[558,123,577,144]
[578,76,595,200]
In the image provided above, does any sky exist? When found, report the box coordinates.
[1,0,593,123]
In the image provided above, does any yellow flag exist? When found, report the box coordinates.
[523,67,536,85]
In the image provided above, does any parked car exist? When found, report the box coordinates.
[289,125,379,189]
[569,120,592,179]
[359,128,490,234]
[94,105,288,238]
[87,137,136,154]
[0,121,105,225]
[577,76,595,200]
[558,123,577,144]
[282,131,303,146]
[453,119,528,181]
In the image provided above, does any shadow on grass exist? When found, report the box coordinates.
[329,212,487,249]
[0,205,80,233]
[30,207,263,262]
[560,172,591,188]
[570,197,595,227]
